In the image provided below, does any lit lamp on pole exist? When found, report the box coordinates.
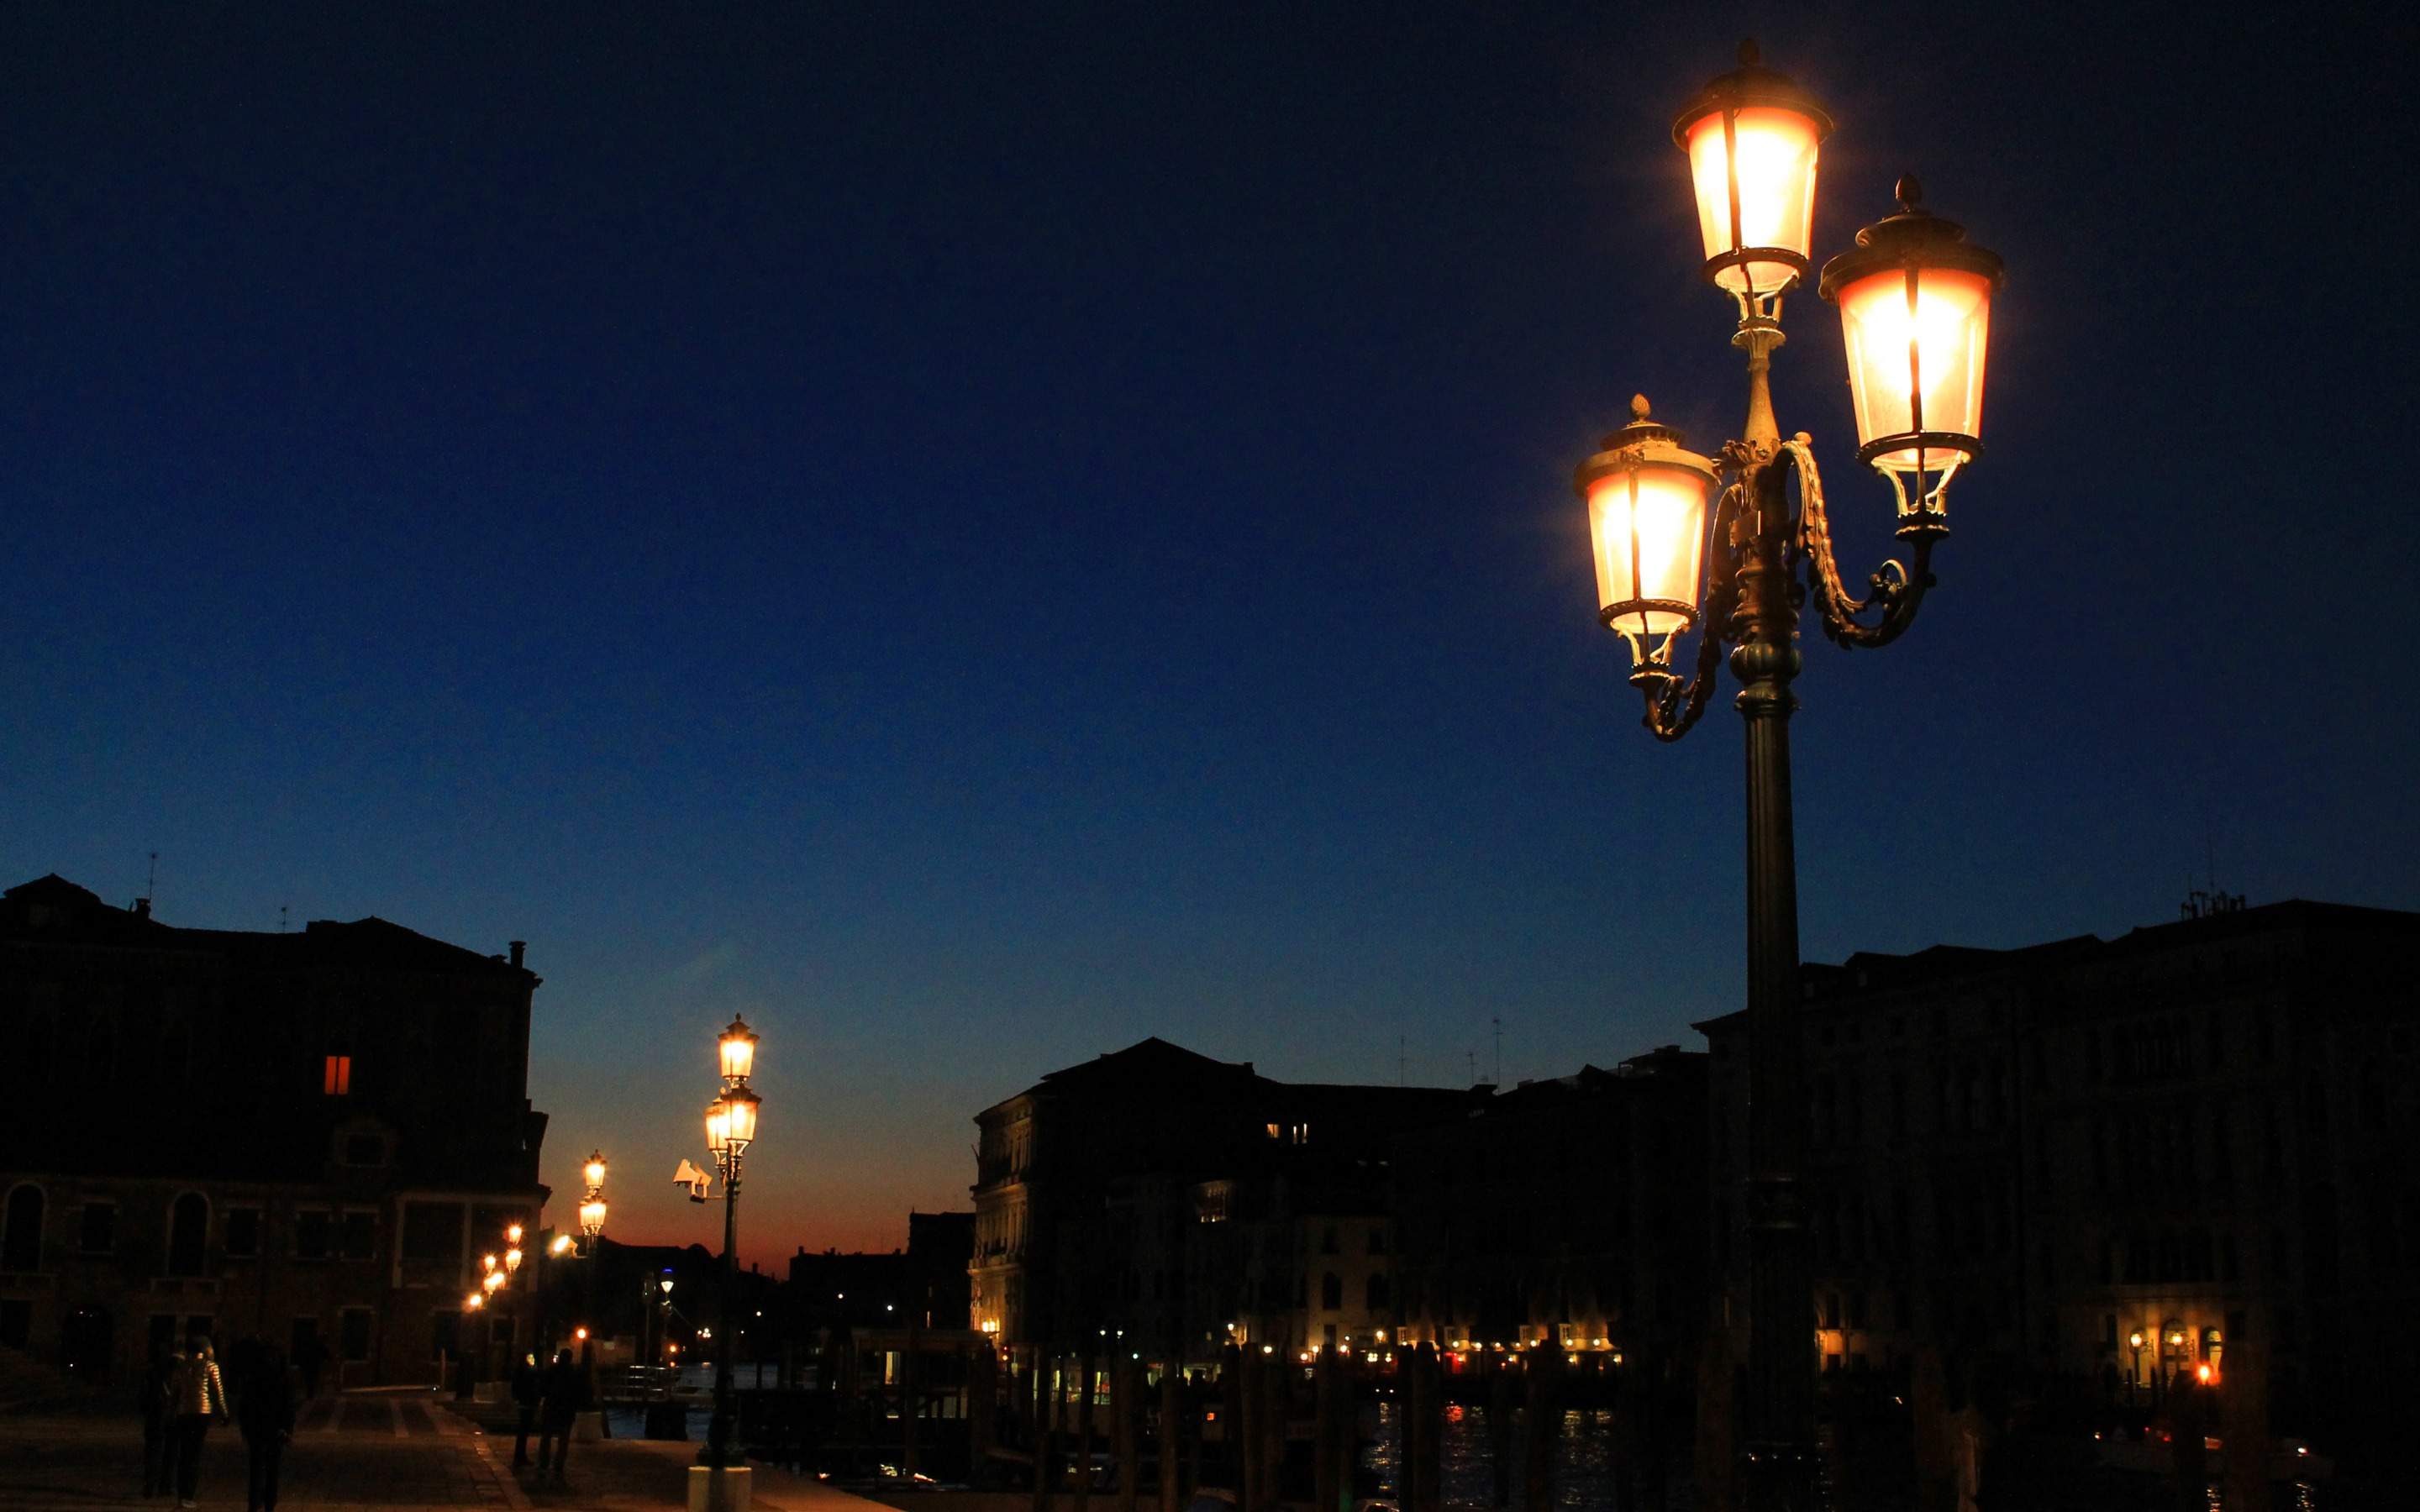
[1560,39,2002,1512]
[696,1015,763,1490]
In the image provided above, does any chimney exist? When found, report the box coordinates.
[508,941,526,969]
[132,898,151,921]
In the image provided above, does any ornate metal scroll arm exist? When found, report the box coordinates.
[1638,480,1746,742]
[1780,434,1938,650]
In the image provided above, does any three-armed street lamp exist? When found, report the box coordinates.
[696,1016,761,1487]
[1574,42,2002,1512]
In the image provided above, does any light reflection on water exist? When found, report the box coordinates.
[1361,1401,1678,1511]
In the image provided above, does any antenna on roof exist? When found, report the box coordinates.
[1465,1050,1477,1084]
[1491,1016,1502,1088]
[1398,1034,1406,1088]
[145,852,158,904]
[280,904,290,933]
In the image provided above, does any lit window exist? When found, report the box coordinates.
[323,1056,351,1096]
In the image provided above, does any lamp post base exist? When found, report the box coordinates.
[687,1464,753,1512]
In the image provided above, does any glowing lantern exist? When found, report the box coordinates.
[719,1084,760,1151]
[1574,396,1721,665]
[579,1196,607,1238]
[1671,41,1834,297]
[705,1100,731,1154]
[718,1016,758,1082]
[582,1152,608,1192]
[1818,176,2005,523]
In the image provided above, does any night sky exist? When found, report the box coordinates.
[3,3,2414,1264]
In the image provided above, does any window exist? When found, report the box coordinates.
[342,1134,386,1167]
[294,1210,333,1261]
[1365,1273,1391,1312]
[166,1194,207,1278]
[1367,1229,1386,1256]
[1320,1272,1343,1310]
[402,1204,464,1266]
[323,1055,352,1096]
[1320,1227,1339,1256]
[80,1202,114,1254]
[23,1017,54,1087]
[224,1210,261,1258]
[339,1307,372,1362]
[339,1212,377,1262]
[0,1299,28,1350]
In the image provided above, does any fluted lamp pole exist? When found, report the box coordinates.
[1576,41,2004,1512]
[699,1016,760,1478]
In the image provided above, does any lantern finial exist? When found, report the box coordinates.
[1896,174,1924,213]
[1631,394,1652,422]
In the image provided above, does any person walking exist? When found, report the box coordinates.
[170,1336,229,1509]
[141,1341,186,1498]
[235,1341,296,1512]
[535,1349,585,1485]
[509,1352,542,1467]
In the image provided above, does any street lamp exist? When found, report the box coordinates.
[1571,41,2002,1512]
[697,1016,762,1484]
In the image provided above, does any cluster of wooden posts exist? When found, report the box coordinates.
[1007,1341,1582,1512]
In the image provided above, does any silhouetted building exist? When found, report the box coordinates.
[970,1038,1481,1360]
[1392,1045,1708,1374]
[0,874,549,1390]
[1699,898,2420,1443]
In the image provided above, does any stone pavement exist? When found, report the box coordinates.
[0,1391,880,1512]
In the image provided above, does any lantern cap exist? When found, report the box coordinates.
[1573,396,1720,496]
[1818,176,2006,301]
[1671,40,1836,150]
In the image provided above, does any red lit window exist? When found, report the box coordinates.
[323,1055,351,1096]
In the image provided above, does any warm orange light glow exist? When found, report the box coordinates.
[482,1253,498,1273]
[718,1016,759,1081]
[466,1292,484,1310]
[575,1326,588,1341]
[2196,1364,2212,1383]
[705,1101,731,1154]
[721,1086,760,1149]
[323,1055,352,1096]
[550,1234,573,1256]
[579,1197,607,1237]
[1685,108,1821,295]
[1834,265,1993,467]
[582,1152,608,1191]
[505,1247,523,1275]
[1588,465,1712,637]
[506,1224,523,1246]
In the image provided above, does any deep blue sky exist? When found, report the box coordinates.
[3,2,2413,1258]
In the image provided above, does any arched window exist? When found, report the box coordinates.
[166,1194,208,1278]
[1365,1273,1391,1312]
[1320,1272,1343,1311]
[2,1184,45,1271]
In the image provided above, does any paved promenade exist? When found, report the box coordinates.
[0,1390,878,1512]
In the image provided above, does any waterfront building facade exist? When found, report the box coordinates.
[1698,898,2420,1441]
[0,874,549,1390]
[970,1037,1479,1362]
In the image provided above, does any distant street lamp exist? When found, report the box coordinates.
[1572,41,2002,1512]
[697,1016,761,1481]
[578,1152,609,1364]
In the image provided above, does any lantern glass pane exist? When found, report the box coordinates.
[1686,108,1821,293]
[719,1026,755,1081]
[1586,466,1707,636]
[705,1104,730,1152]
[725,1095,759,1147]
[1836,265,1993,468]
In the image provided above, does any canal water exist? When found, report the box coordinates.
[1361,1401,1671,1512]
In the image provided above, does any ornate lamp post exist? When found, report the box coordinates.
[1576,41,2002,1512]
[576,1153,608,1364]
[697,1016,760,1483]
